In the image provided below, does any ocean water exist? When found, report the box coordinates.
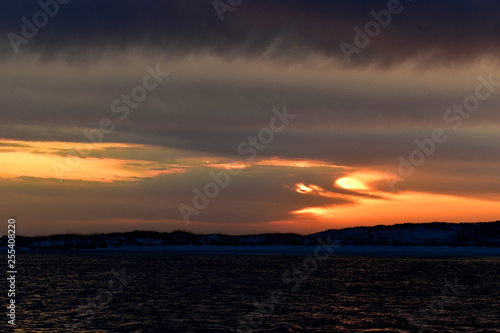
[4,253,500,332]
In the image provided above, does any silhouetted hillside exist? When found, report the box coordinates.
[3,221,500,250]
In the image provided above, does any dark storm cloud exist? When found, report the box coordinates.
[2,62,500,136]
[2,0,500,66]
[1,54,499,165]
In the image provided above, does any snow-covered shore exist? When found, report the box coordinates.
[6,221,500,255]
[18,245,500,256]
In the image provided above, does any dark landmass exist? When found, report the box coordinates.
[3,221,500,251]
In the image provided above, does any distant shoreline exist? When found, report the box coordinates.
[5,221,500,252]
[17,245,500,256]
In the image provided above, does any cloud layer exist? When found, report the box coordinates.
[2,0,500,66]
[1,1,500,235]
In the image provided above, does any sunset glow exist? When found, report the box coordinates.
[335,177,368,190]
[335,171,389,191]
[2,0,500,237]
[3,3,500,332]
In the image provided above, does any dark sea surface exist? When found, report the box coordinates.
[4,253,500,332]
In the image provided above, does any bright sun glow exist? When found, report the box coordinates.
[335,177,368,190]
[335,171,390,191]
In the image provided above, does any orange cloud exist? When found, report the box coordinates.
[0,140,186,182]
[335,170,392,191]
[292,169,500,231]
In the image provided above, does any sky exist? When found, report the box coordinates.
[1,0,499,236]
